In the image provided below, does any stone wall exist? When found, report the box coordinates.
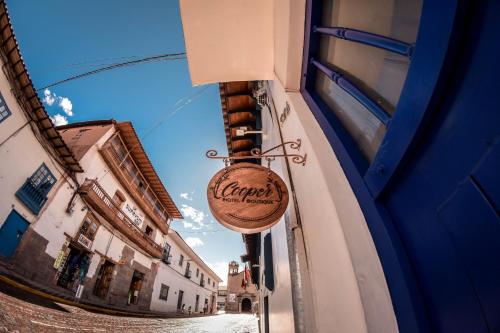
[3,228,159,313]
[81,245,158,312]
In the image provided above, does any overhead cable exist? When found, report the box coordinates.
[37,52,186,91]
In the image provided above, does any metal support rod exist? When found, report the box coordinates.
[310,58,391,125]
[206,139,307,166]
[313,26,414,57]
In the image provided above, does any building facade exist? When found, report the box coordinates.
[0,2,82,270]
[216,285,227,310]
[180,1,500,333]
[151,229,222,314]
[6,119,183,312]
[225,261,258,313]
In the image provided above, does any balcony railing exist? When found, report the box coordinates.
[99,144,169,234]
[185,270,192,279]
[80,179,163,258]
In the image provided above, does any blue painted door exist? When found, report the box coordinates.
[0,210,29,257]
[382,2,500,332]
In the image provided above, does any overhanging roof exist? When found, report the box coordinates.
[116,122,183,219]
[0,2,82,173]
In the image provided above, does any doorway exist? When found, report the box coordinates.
[195,294,200,312]
[0,210,29,258]
[127,270,144,305]
[93,260,114,299]
[56,245,91,291]
[177,290,184,310]
[241,298,252,312]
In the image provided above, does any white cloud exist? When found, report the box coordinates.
[206,261,229,285]
[182,221,194,229]
[50,114,68,126]
[180,193,191,200]
[180,204,205,224]
[180,191,195,201]
[58,97,73,116]
[185,237,204,248]
[43,89,55,106]
[42,89,74,117]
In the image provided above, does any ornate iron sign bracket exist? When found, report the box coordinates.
[206,139,307,166]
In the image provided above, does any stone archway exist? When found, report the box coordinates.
[241,297,252,312]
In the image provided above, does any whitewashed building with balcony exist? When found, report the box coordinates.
[151,229,222,314]
[4,119,182,312]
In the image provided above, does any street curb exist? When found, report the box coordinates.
[0,274,214,319]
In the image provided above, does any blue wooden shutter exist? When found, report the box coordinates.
[264,233,274,291]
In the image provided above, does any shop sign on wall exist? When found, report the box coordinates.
[207,163,289,233]
[124,203,144,226]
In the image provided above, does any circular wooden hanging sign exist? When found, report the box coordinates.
[207,162,289,233]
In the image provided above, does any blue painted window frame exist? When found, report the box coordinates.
[15,163,56,215]
[301,0,464,332]
[264,232,274,291]
[0,91,12,123]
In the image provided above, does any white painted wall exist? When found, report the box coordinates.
[150,231,219,313]
[262,76,398,333]
[180,0,274,85]
[257,105,296,333]
[0,57,70,229]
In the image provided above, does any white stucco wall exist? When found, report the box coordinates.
[264,77,398,333]
[150,232,219,313]
[0,57,70,229]
[179,0,274,85]
[257,106,296,333]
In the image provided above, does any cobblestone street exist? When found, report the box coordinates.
[0,286,258,333]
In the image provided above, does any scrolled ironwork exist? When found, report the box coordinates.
[205,139,307,166]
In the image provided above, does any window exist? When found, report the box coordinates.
[0,92,11,123]
[145,225,153,237]
[162,243,171,264]
[213,282,215,288]
[79,217,98,240]
[304,0,423,162]
[185,262,191,278]
[77,216,98,250]
[15,163,56,215]
[179,254,184,266]
[200,273,204,287]
[112,190,126,207]
[196,268,199,277]
[159,284,169,301]
[208,278,211,285]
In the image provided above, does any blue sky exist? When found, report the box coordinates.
[7,0,244,283]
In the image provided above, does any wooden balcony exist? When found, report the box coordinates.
[80,179,163,259]
[99,145,169,234]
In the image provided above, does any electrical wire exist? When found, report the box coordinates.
[94,84,210,184]
[37,52,186,91]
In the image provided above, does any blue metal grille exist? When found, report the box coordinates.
[15,163,56,215]
[0,92,12,123]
